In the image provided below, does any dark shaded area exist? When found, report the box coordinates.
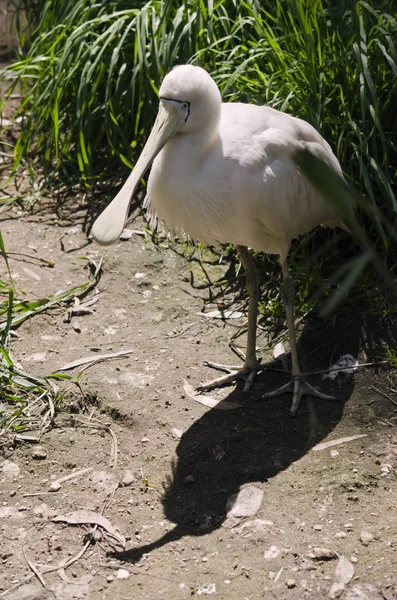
[112,316,354,563]
[112,304,397,564]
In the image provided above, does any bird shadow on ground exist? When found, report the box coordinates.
[112,307,397,565]
[112,311,362,564]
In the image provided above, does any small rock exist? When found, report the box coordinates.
[226,485,264,518]
[329,582,345,599]
[134,272,146,279]
[286,579,296,589]
[330,450,339,458]
[335,555,354,584]
[106,575,114,583]
[360,531,374,546]
[141,437,150,443]
[122,470,135,486]
[313,524,322,531]
[335,532,347,539]
[32,446,47,460]
[2,460,20,477]
[171,427,183,440]
[116,568,130,579]
[152,312,163,323]
[308,547,337,561]
[184,474,195,484]
[119,228,133,240]
[48,482,62,492]
[380,463,392,476]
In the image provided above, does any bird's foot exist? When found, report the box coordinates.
[260,376,335,416]
[197,361,263,394]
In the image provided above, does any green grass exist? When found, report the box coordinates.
[1,1,395,229]
[0,234,101,435]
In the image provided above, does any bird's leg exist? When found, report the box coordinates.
[198,245,262,393]
[261,258,334,415]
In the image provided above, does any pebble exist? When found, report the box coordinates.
[360,530,374,546]
[49,482,62,492]
[313,524,322,531]
[335,532,347,539]
[141,437,150,443]
[226,485,264,518]
[32,446,47,460]
[122,470,135,486]
[116,568,130,579]
[286,579,296,589]
[307,547,337,560]
[184,474,195,484]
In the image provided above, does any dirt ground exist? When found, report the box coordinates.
[1,10,397,600]
[0,189,396,600]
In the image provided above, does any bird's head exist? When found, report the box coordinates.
[91,65,221,245]
[159,65,222,134]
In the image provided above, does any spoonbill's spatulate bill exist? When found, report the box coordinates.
[92,65,346,415]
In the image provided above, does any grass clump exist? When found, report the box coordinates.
[0,233,101,438]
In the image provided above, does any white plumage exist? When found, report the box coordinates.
[92,64,345,414]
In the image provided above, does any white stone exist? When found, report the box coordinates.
[226,485,264,518]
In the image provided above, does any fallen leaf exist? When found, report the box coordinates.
[311,434,367,452]
[53,509,125,547]
[335,555,354,584]
[183,382,243,410]
[57,349,134,371]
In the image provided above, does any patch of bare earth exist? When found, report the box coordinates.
[0,197,396,600]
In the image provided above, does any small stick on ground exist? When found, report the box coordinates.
[22,547,46,588]
[370,385,397,408]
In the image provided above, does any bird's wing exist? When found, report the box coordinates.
[218,104,344,254]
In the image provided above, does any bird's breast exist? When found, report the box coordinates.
[146,136,233,245]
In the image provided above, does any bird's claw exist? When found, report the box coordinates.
[260,376,335,416]
[197,361,263,394]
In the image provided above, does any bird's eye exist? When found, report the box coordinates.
[181,102,189,110]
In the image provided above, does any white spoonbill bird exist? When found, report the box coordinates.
[92,64,346,415]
